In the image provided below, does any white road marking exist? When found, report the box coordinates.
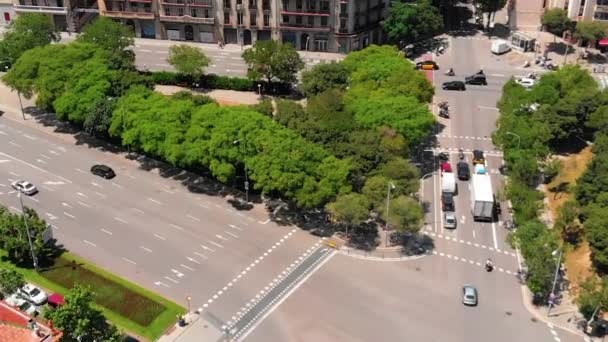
[63,212,75,219]
[91,181,102,188]
[61,202,72,208]
[162,188,175,194]
[164,276,179,284]
[194,252,208,259]
[29,197,39,203]
[258,219,271,224]
[472,230,476,239]
[147,197,162,205]
[171,269,184,277]
[40,154,51,160]
[181,264,195,271]
[201,245,215,252]
[198,203,209,209]
[9,141,21,147]
[36,159,47,164]
[492,222,498,249]
[490,73,505,77]
[45,212,57,220]
[9,172,19,177]
[77,200,91,208]
[22,134,36,140]
[83,240,97,247]
[94,191,106,198]
[100,228,113,235]
[209,241,224,248]
[140,246,153,253]
[216,234,229,241]
[154,233,166,240]
[77,192,87,198]
[111,182,123,189]
[187,256,201,264]
[186,214,200,221]
[478,106,499,110]
[226,231,239,238]
[43,181,64,185]
[0,131,7,135]
[122,257,137,265]
[131,208,144,214]
[49,150,60,155]
[139,49,153,52]
[170,223,184,231]
[114,217,128,224]
[229,224,243,231]
[154,281,170,288]
[74,168,86,174]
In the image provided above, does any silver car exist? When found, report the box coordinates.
[462,285,478,306]
[11,180,38,195]
[444,212,457,229]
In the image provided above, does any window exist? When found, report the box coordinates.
[250,13,257,25]
[315,39,327,51]
[191,8,197,16]
[282,0,288,9]
[224,0,230,8]
[320,0,328,11]
[282,15,289,23]
[340,17,346,29]
[340,3,347,15]
[3,12,10,23]
[237,12,243,24]
[31,0,37,5]
[249,0,256,8]
[178,7,184,15]
[307,0,315,9]
[224,12,230,23]
[164,7,171,15]
[320,16,327,26]
[264,13,269,25]
[595,11,608,20]
[263,0,269,9]
[296,0,301,9]
[204,9,209,17]
[307,16,313,25]
[296,15,302,24]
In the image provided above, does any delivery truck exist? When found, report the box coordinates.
[442,172,456,194]
[471,173,494,222]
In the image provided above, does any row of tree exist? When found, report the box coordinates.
[543,8,608,43]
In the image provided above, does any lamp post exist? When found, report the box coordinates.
[233,139,249,203]
[385,182,395,247]
[506,131,521,149]
[547,248,563,316]
[257,84,262,97]
[1,62,26,120]
[17,193,39,271]
[305,36,310,51]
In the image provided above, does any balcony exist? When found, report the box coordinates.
[101,8,155,19]
[14,4,68,14]
[281,7,329,15]
[280,23,330,31]
[189,0,212,7]
[160,15,215,23]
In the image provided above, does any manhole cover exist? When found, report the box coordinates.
[505,311,512,316]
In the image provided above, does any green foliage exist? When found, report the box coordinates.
[84,97,117,137]
[242,40,304,84]
[575,21,608,41]
[381,195,424,234]
[78,16,135,69]
[576,145,608,206]
[555,200,583,244]
[0,13,59,65]
[251,98,274,117]
[377,157,420,195]
[542,8,570,37]
[362,175,391,210]
[149,71,254,91]
[0,206,50,267]
[325,193,370,226]
[167,45,210,77]
[44,285,123,341]
[513,220,557,297]
[577,277,608,320]
[0,268,25,296]
[300,62,350,96]
[475,0,508,26]
[383,0,444,44]
[583,203,608,270]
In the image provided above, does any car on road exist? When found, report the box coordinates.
[5,293,37,315]
[515,77,536,89]
[11,180,38,195]
[462,285,478,306]
[441,192,455,211]
[472,150,485,165]
[465,73,487,85]
[416,61,439,70]
[457,162,470,180]
[441,162,452,173]
[442,81,466,91]
[90,164,116,179]
[18,283,47,305]
[444,212,457,229]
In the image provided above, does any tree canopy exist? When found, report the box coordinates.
[300,62,350,96]
[0,206,50,266]
[383,0,444,44]
[475,0,507,27]
[167,45,211,77]
[325,193,370,227]
[0,13,59,66]
[78,17,135,69]
[381,195,424,234]
[0,268,24,296]
[575,21,608,41]
[242,40,304,85]
[542,8,570,37]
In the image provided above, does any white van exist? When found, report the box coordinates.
[491,40,511,55]
[442,172,457,194]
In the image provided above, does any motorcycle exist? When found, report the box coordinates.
[485,261,494,272]
[439,108,450,118]
[438,101,449,109]
[526,72,538,79]
[438,152,449,161]
[458,149,464,160]
[445,68,455,76]
[523,60,530,68]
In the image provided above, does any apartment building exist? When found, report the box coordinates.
[11,0,98,32]
[97,0,386,52]
[1,0,16,26]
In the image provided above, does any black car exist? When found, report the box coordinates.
[416,61,439,70]
[472,150,485,165]
[442,192,455,211]
[90,164,116,179]
[465,73,487,85]
[457,162,471,180]
[442,81,466,91]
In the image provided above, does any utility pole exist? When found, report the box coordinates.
[547,248,563,316]
[385,182,395,247]
[18,193,38,271]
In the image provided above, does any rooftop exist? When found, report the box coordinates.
[0,301,62,342]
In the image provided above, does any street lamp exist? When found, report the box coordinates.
[547,248,563,316]
[257,84,262,97]
[233,139,249,203]
[17,193,39,271]
[385,182,395,247]
[505,131,521,149]
[305,36,310,51]
[1,61,25,120]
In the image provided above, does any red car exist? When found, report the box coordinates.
[441,162,452,173]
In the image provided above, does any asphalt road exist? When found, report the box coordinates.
[0,112,324,328]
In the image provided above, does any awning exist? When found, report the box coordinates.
[599,38,608,46]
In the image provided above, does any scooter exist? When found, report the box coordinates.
[526,72,538,79]
[523,60,530,68]
[458,149,464,160]
[485,262,494,272]
[445,69,455,76]
[438,101,449,109]
[439,108,450,118]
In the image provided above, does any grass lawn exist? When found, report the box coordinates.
[0,250,184,341]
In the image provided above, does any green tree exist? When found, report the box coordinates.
[300,62,350,96]
[362,175,392,210]
[44,285,123,341]
[475,0,508,28]
[380,195,424,234]
[326,193,370,237]
[542,8,570,39]
[575,21,608,42]
[167,44,211,78]
[0,13,59,65]
[383,0,444,44]
[78,16,135,69]
[83,97,117,137]
[378,157,420,195]
[0,268,24,296]
[583,203,608,271]
[0,206,50,266]
[577,277,608,320]
[242,40,304,85]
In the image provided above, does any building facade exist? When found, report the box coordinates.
[97,0,386,52]
[0,0,16,26]
[508,0,608,31]
[11,0,98,32]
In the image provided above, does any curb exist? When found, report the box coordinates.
[337,248,432,262]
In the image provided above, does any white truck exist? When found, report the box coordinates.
[471,173,494,222]
[491,39,511,55]
[442,172,456,194]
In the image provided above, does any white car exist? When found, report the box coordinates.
[5,293,37,315]
[11,180,38,195]
[18,283,47,305]
[515,77,536,89]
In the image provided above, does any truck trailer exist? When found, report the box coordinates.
[471,173,494,222]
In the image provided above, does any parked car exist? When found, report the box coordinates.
[441,162,452,173]
[18,283,48,305]
[442,192,455,212]
[11,180,38,195]
[90,164,116,179]
[465,73,487,85]
[442,81,466,91]
[472,150,485,165]
[457,162,471,180]
[462,285,478,306]
[515,77,536,89]
[444,212,457,229]
[416,61,439,70]
[5,293,37,315]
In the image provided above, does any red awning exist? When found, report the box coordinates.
[599,38,608,46]
[48,293,65,306]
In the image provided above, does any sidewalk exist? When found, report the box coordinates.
[156,312,224,342]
